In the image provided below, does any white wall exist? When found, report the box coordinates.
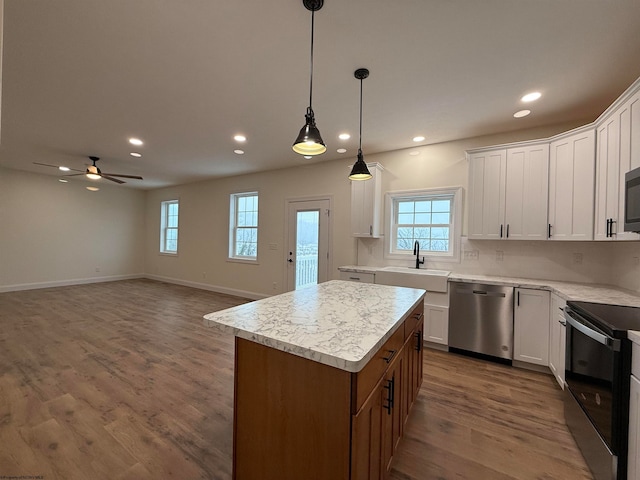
[144,160,355,298]
[0,167,146,292]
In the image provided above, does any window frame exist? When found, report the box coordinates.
[384,187,462,263]
[228,191,259,263]
[160,199,180,255]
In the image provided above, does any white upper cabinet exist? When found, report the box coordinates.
[595,89,640,241]
[548,129,596,241]
[505,144,549,240]
[468,149,506,240]
[468,144,549,240]
[351,163,384,238]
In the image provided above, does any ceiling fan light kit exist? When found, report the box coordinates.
[33,156,143,185]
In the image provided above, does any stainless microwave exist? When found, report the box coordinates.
[625,166,640,232]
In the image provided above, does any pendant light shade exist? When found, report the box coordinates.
[293,107,326,155]
[349,68,372,181]
[292,0,326,156]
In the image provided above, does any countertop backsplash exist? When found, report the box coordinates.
[355,236,640,294]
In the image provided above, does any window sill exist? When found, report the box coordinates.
[227,257,259,265]
[159,251,178,257]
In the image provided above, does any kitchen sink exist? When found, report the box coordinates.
[375,266,450,293]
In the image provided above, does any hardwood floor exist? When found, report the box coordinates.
[0,279,592,479]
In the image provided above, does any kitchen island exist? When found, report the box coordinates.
[203,280,425,480]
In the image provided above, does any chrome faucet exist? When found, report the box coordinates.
[413,240,425,269]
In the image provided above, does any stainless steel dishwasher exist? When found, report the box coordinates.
[448,282,514,361]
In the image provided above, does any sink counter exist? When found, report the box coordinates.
[203,279,425,372]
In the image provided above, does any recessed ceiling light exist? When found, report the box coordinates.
[409,150,420,156]
[130,152,142,158]
[337,148,347,154]
[234,134,247,142]
[521,92,542,103]
[338,133,350,140]
[129,137,144,146]
[412,136,425,142]
[58,166,70,171]
[234,149,245,155]
[58,178,68,183]
[86,186,100,191]
[303,155,312,159]
[513,109,531,118]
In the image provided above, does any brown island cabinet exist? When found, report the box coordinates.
[203,280,425,480]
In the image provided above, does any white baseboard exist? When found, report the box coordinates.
[144,274,267,300]
[0,274,145,293]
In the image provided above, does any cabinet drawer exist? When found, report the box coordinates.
[339,271,375,283]
[352,324,405,413]
[404,304,424,340]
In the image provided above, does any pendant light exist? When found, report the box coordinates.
[292,0,326,156]
[349,68,372,181]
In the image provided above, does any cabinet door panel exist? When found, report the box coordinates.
[505,145,549,240]
[628,374,640,480]
[352,380,384,480]
[549,130,596,240]
[468,150,506,239]
[424,305,448,345]
[514,288,550,365]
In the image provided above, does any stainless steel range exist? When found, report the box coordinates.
[564,301,640,480]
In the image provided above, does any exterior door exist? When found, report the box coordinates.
[286,198,330,291]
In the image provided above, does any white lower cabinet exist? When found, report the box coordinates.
[424,304,449,345]
[514,288,550,366]
[548,294,566,389]
[629,373,640,480]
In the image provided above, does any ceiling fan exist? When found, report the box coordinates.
[34,156,143,184]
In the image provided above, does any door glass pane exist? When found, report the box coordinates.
[296,211,319,289]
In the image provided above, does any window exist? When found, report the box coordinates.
[386,187,462,261]
[229,192,258,261]
[160,200,179,254]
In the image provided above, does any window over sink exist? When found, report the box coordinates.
[385,187,462,262]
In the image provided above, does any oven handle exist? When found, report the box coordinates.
[565,309,621,351]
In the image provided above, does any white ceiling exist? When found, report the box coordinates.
[2,0,640,189]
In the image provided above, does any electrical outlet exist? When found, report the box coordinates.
[202,272,206,279]
[495,250,503,262]
[572,253,583,265]
[95,267,100,273]
[272,282,278,290]
[269,243,278,250]
[634,257,640,266]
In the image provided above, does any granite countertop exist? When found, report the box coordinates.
[448,273,640,308]
[203,280,425,373]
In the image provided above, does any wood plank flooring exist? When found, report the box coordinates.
[0,279,592,479]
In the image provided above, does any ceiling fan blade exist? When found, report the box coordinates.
[101,174,125,184]
[102,172,143,180]
[63,173,86,177]
[33,162,84,173]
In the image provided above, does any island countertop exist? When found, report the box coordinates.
[203,280,425,373]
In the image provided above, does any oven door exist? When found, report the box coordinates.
[565,307,621,452]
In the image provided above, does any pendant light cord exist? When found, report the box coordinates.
[358,77,363,153]
[309,10,315,110]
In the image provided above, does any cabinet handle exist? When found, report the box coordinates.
[349,276,361,281]
[383,349,397,364]
[413,312,424,321]
[383,376,395,415]
[506,224,510,238]
[606,218,611,238]
[500,224,503,238]
[611,219,617,236]
[369,225,373,236]
[517,291,520,307]
[559,320,567,327]
[548,223,552,238]
[415,330,422,352]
